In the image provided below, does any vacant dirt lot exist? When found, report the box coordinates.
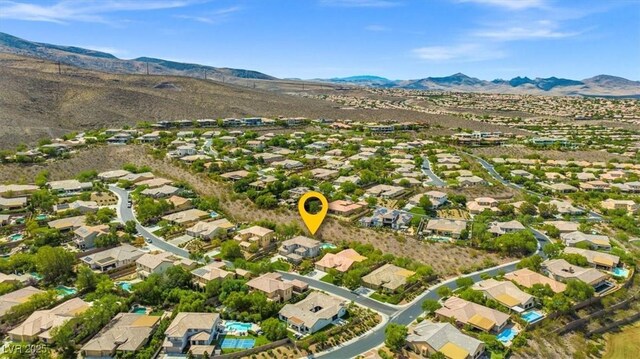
[0,145,516,277]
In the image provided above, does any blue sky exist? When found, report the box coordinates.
[1,0,639,80]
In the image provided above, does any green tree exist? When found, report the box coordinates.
[421,299,442,313]
[517,255,543,271]
[35,246,75,283]
[220,240,243,260]
[261,317,288,341]
[76,265,99,292]
[455,277,474,289]
[437,286,453,298]
[384,323,408,352]
[564,279,595,301]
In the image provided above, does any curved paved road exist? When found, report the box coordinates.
[297,231,547,359]
[109,185,190,258]
[421,156,446,187]
[469,154,604,221]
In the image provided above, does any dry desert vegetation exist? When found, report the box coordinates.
[0,144,513,277]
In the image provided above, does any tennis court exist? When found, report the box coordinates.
[220,337,255,349]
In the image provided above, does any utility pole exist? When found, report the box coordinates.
[204,70,207,79]
[146,62,149,75]
[57,61,61,74]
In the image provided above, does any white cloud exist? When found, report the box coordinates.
[175,6,242,24]
[412,43,505,62]
[474,21,580,40]
[319,0,401,8]
[457,0,546,10]
[0,0,200,24]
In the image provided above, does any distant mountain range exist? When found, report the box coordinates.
[1,32,638,97]
[323,73,640,97]
[0,32,275,80]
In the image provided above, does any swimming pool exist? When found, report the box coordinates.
[55,285,77,296]
[320,243,337,250]
[8,233,23,242]
[118,282,133,292]
[521,310,544,323]
[131,306,148,314]
[497,327,518,344]
[210,211,220,218]
[30,272,43,281]
[611,267,629,278]
[224,321,253,332]
[35,214,48,221]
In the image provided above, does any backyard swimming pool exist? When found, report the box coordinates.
[224,321,253,333]
[118,282,133,292]
[55,285,77,296]
[497,327,518,344]
[131,305,148,314]
[320,243,337,250]
[521,310,544,323]
[612,267,629,278]
[8,233,23,241]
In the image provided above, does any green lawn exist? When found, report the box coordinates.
[604,322,640,359]
[409,207,426,215]
[320,273,336,284]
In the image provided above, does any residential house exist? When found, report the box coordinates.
[141,185,180,198]
[540,183,579,193]
[315,249,366,273]
[510,170,534,179]
[435,297,510,333]
[544,221,579,234]
[472,279,535,311]
[563,247,620,271]
[98,170,131,182]
[137,177,173,189]
[73,224,110,249]
[278,292,346,334]
[310,168,339,181]
[47,180,93,195]
[601,199,638,213]
[488,220,526,236]
[541,259,609,287]
[424,219,467,239]
[0,184,39,197]
[168,195,193,211]
[81,313,160,358]
[362,263,416,292]
[466,197,499,214]
[220,170,250,181]
[191,262,235,287]
[457,176,486,187]
[162,209,209,226]
[359,207,412,230]
[279,236,321,264]
[247,272,308,302]
[328,200,366,216]
[54,200,99,214]
[548,200,583,215]
[561,231,611,250]
[186,218,235,240]
[163,312,220,354]
[0,287,44,318]
[47,215,86,232]
[233,225,275,250]
[504,268,566,294]
[0,196,27,210]
[81,244,145,272]
[365,184,405,198]
[9,298,90,343]
[407,322,485,359]
[136,252,195,279]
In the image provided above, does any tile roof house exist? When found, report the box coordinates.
[472,279,535,311]
[191,262,235,287]
[54,200,99,214]
[315,249,367,273]
[233,225,275,250]
[488,220,526,236]
[541,259,609,287]
[141,185,180,198]
[424,219,467,239]
[563,247,620,271]
[561,231,611,250]
[73,224,110,249]
[362,263,415,292]
[0,184,39,197]
[543,221,579,234]
[247,272,308,302]
[47,179,93,195]
[0,287,44,318]
[278,291,346,334]
[162,209,209,226]
[186,219,235,240]
[466,197,499,214]
[278,236,321,264]
[365,184,406,198]
[328,200,366,216]
[81,313,160,358]
[163,312,220,354]
[9,298,90,343]
[136,252,196,279]
[601,199,638,213]
[47,215,86,231]
[81,244,145,272]
[359,207,412,230]
[504,268,566,293]
[435,297,510,333]
[407,322,485,359]
[0,196,27,210]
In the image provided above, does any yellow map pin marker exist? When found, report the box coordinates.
[298,191,328,235]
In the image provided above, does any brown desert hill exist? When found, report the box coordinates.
[0,53,523,149]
